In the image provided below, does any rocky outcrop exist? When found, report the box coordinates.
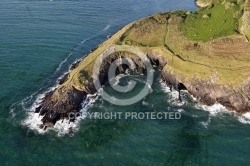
[34,3,250,127]
[36,52,165,127]
[36,86,87,126]
[37,47,250,127]
[161,70,250,113]
[195,0,213,8]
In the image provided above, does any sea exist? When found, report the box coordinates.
[1,0,250,165]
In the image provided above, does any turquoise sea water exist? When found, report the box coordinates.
[1,0,250,165]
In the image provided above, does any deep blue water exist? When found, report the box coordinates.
[1,0,250,165]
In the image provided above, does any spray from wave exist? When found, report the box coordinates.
[10,23,113,135]
[22,93,98,136]
[160,81,250,127]
[238,112,250,124]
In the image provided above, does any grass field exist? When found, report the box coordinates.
[58,0,250,92]
[181,2,242,41]
[119,13,168,47]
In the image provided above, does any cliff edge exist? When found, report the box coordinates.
[35,0,250,127]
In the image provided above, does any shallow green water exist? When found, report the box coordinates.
[1,0,250,165]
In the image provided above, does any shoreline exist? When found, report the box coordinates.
[24,77,250,135]
[31,1,250,128]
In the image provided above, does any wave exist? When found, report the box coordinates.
[142,100,149,106]
[9,46,81,118]
[53,52,73,75]
[53,94,98,136]
[160,81,232,115]
[9,83,59,119]
[195,102,231,116]
[160,82,185,106]
[160,81,171,93]
[19,87,56,134]
[197,103,230,129]
[159,82,250,127]
[195,102,250,128]
[22,93,98,136]
[200,116,211,129]
[238,112,250,124]
[54,23,112,78]
[9,23,114,136]
[103,24,111,31]
[177,108,185,113]
[80,23,111,44]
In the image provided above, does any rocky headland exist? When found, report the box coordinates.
[35,0,250,127]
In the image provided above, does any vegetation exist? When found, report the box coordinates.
[164,14,250,86]
[61,22,134,90]
[181,1,242,41]
[59,0,250,92]
[240,1,250,39]
[118,13,168,47]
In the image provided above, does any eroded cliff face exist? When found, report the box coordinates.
[34,3,250,126]
[37,49,250,127]
[38,86,86,126]
[161,69,250,113]
[36,52,168,127]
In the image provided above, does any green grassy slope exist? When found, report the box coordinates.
[181,1,242,41]
[60,0,250,92]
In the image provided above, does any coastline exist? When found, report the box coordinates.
[32,1,250,128]
[24,77,250,135]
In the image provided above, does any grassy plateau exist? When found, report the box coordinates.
[60,0,250,94]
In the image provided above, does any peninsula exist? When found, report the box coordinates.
[36,0,250,127]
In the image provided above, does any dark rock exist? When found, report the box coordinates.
[37,86,87,125]
[147,52,168,69]
[36,49,250,127]
[58,73,69,85]
[39,124,44,129]
[161,70,250,113]
[35,106,42,113]
[70,60,81,71]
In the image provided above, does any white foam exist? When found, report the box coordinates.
[21,86,59,134]
[170,90,179,100]
[103,24,111,31]
[80,24,111,45]
[169,89,182,106]
[22,112,46,134]
[54,52,73,74]
[161,82,250,126]
[160,81,171,93]
[112,74,123,86]
[201,117,211,129]
[177,108,185,113]
[160,82,184,106]
[22,93,98,136]
[238,112,250,124]
[195,100,250,126]
[142,100,149,106]
[80,39,86,44]
[195,102,231,116]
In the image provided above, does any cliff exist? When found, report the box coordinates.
[35,0,250,127]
